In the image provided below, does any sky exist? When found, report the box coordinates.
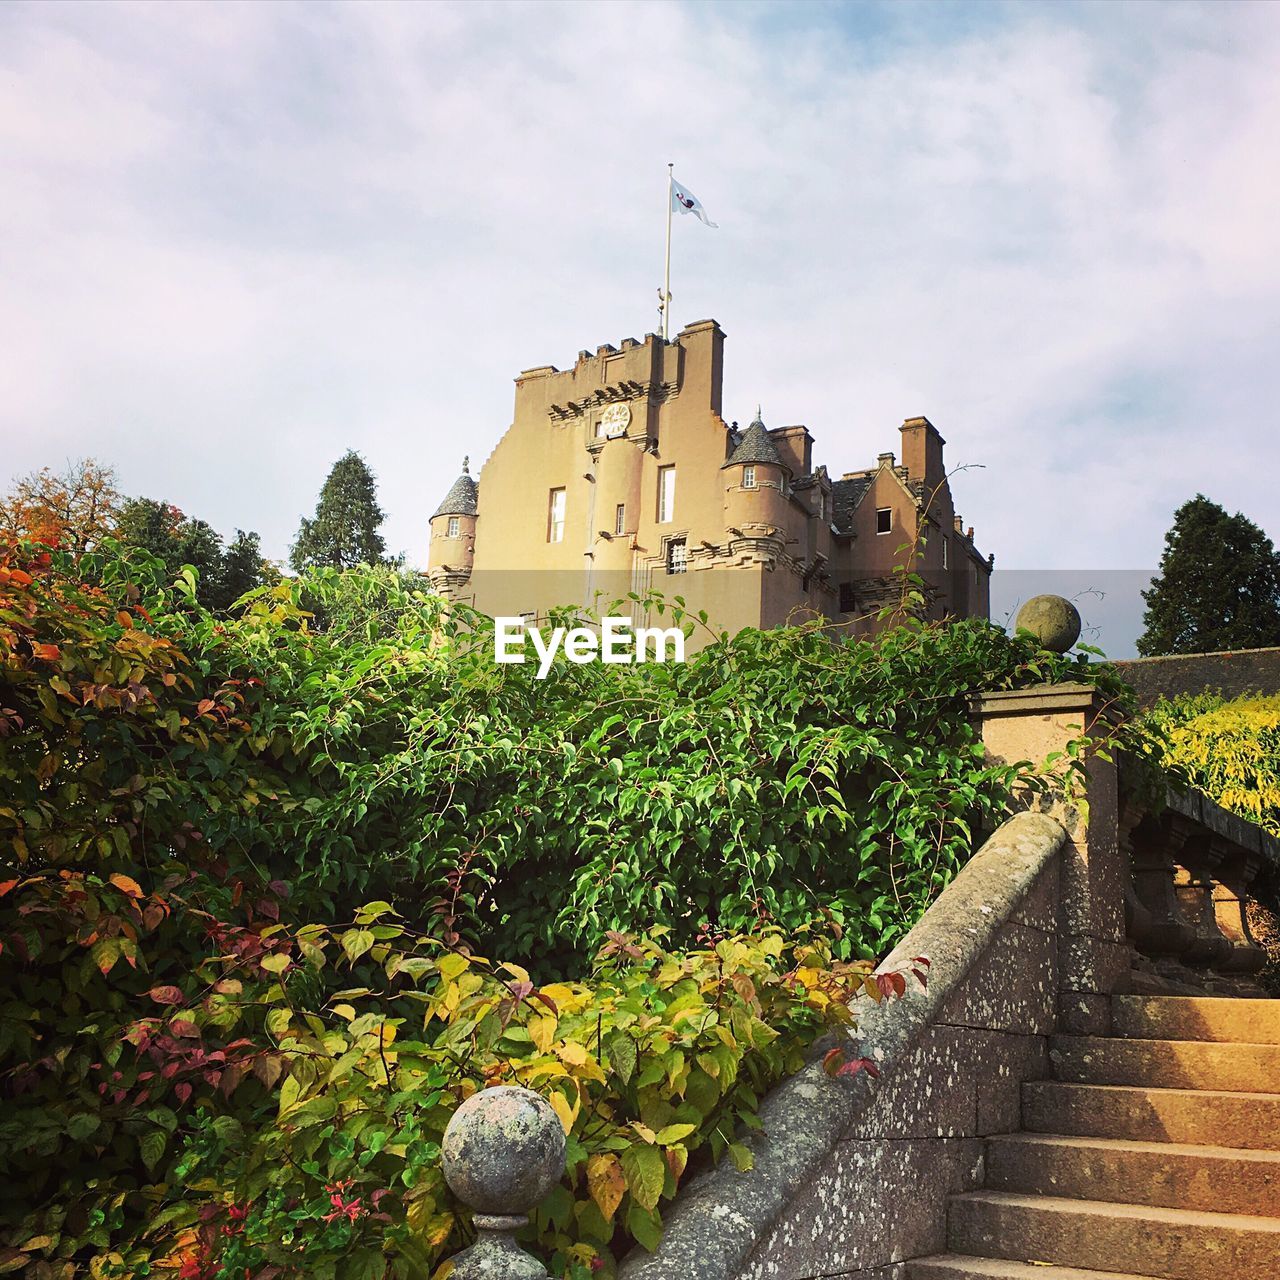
[3,0,1279,657]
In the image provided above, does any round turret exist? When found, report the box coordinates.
[722,408,790,532]
[428,457,479,590]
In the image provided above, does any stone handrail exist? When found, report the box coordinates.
[619,810,1068,1279]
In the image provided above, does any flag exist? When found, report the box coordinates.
[671,178,718,228]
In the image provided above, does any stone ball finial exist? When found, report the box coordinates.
[442,1086,566,1217]
[1013,594,1082,654]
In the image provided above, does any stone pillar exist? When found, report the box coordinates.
[441,1086,566,1280]
[971,682,1126,1036]
[1212,850,1269,980]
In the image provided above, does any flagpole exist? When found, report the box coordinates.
[662,162,673,341]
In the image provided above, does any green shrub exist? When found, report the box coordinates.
[0,544,1135,1277]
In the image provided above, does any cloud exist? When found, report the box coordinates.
[2,0,1278,654]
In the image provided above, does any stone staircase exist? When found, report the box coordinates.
[908,995,1280,1280]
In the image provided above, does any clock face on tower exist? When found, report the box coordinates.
[598,403,631,438]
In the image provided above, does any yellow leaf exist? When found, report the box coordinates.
[529,1013,558,1054]
[108,872,143,898]
[557,1041,589,1067]
[631,1122,657,1144]
[587,1153,626,1223]
[437,953,470,981]
[548,1087,579,1135]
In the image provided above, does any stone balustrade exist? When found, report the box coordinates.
[1119,755,1279,996]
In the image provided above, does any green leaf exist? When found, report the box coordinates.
[139,1129,167,1173]
[606,1030,637,1085]
[341,929,375,964]
[621,1142,666,1211]
[67,1114,99,1141]
[626,1200,663,1252]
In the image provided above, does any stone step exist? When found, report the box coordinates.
[1051,1035,1280,1093]
[1111,996,1280,1045]
[947,1190,1280,1280]
[1022,1081,1280,1150]
[984,1132,1280,1217]
[908,1256,1163,1280]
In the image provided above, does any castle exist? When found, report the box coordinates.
[426,319,992,640]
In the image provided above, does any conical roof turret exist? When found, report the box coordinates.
[722,407,784,469]
[431,456,479,519]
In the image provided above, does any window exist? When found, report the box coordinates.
[548,488,566,543]
[876,507,892,535]
[446,516,460,539]
[819,492,828,522]
[614,503,626,536]
[666,537,687,575]
[742,464,756,489]
[658,466,676,523]
[942,536,949,569]
[838,583,857,612]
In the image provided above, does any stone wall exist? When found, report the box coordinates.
[618,811,1069,1280]
[1114,646,1280,708]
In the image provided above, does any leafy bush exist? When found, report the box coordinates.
[1141,692,1280,837]
[0,542,1133,1277]
[1,864,903,1278]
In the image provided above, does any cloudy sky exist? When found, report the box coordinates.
[3,0,1278,655]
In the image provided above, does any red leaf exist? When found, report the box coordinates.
[148,985,185,1006]
[169,1019,200,1039]
[174,1083,192,1105]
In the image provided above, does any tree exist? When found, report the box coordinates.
[0,458,121,553]
[290,450,390,571]
[1138,495,1280,656]
[117,497,224,603]
[115,499,270,613]
[217,528,274,611]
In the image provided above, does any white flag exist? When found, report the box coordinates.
[671,178,718,228]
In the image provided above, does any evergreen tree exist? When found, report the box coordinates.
[117,498,225,606]
[217,529,272,612]
[1138,494,1280,656]
[116,499,270,613]
[290,451,390,571]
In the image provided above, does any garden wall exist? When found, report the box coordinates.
[1114,646,1280,707]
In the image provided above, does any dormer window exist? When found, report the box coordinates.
[742,464,756,489]
[446,516,460,539]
